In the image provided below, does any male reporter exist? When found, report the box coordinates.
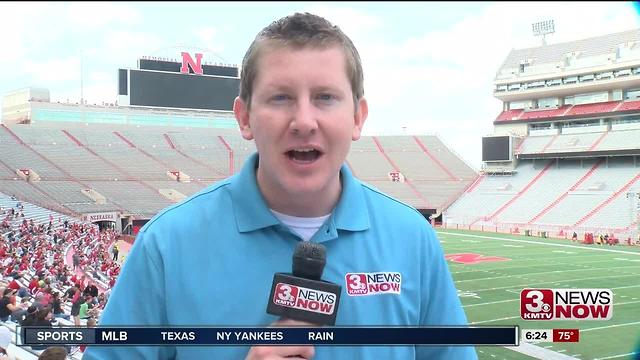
[84,12,476,360]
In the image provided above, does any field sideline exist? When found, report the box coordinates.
[438,229,640,360]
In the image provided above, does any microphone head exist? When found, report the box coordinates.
[292,241,326,281]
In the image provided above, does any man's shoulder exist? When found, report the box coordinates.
[358,180,430,227]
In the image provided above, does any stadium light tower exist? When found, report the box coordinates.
[532,20,555,46]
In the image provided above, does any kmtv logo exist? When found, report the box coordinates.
[273,283,336,315]
[345,272,401,296]
[521,289,612,320]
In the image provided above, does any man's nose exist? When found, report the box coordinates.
[289,99,318,136]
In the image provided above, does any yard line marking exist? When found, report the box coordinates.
[595,352,638,360]
[553,250,575,254]
[581,321,640,332]
[439,231,640,255]
[613,258,640,262]
[558,349,567,353]
[503,244,523,247]
[465,273,639,292]
[451,256,638,274]
[470,316,520,324]
[505,342,579,360]
[610,284,640,290]
[455,264,640,283]
[613,300,640,306]
[463,299,518,307]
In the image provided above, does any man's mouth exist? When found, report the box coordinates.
[286,148,322,163]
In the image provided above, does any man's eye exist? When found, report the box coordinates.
[271,94,290,102]
[316,94,335,101]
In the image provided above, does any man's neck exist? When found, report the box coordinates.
[256,173,342,218]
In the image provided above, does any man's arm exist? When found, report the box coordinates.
[416,226,478,360]
[82,229,175,360]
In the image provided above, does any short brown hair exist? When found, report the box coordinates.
[37,346,68,360]
[239,12,364,109]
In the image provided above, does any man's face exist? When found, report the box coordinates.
[234,45,367,215]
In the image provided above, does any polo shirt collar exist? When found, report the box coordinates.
[229,153,280,233]
[229,152,370,233]
[332,162,370,232]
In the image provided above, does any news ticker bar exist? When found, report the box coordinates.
[18,326,518,346]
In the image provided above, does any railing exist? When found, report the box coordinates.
[440,222,640,245]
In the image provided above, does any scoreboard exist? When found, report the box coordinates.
[118,52,240,112]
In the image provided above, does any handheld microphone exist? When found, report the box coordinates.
[266,242,341,325]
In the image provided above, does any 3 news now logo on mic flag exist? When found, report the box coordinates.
[520,288,613,320]
[273,283,336,315]
[345,272,401,296]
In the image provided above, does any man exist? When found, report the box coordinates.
[83,280,99,305]
[37,346,68,360]
[111,244,119,262]
[71,294,93,326]
[0,288,26,323]
[85,12,475,359]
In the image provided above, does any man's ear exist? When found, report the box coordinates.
[352,97,368,141]
[234,96,254,140]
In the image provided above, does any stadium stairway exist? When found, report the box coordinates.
[1,125,75,182]
[113,131,208,187]
[572,171,640,227]
[471,160,555,225]
[164,133,230,177]
[463,174,485,194]
[587,131,609,151]
[62,129,165,198]
[469,160,556,226]
[217,135,235,175]
[527,159,604,224]
[372,136,430,208]
[540,134,559,153]
[412,136,458,181]
[3,125,127,214]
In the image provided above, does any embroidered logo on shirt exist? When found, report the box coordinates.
[345,272,401,296]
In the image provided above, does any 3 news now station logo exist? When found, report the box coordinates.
[273,283,336,315]
[521,288,613,320]
[345,272,402,296]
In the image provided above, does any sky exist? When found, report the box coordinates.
[1,1,639,169]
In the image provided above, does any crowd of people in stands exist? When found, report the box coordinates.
[0,200,123,357]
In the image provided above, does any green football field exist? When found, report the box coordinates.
[438,229,640,360]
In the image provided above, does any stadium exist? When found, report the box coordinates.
[1,22,639,360]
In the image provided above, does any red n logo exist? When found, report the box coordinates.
[445,253,511,264]
[180,52,203,75]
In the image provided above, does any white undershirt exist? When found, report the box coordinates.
[270,209,331,241]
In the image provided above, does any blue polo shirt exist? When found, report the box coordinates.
[84,153,476,359]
